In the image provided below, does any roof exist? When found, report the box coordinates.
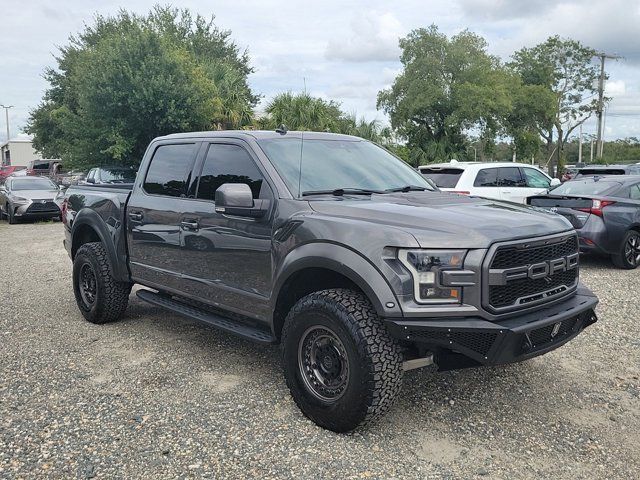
[158,130,362,142]
[0,133,34,148]
[419,161,544,170]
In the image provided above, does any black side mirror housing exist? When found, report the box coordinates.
[215,183,269,218]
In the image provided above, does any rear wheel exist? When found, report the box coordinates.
[612,230,640,269]
[281,289,403,432]
[73,242,131,323]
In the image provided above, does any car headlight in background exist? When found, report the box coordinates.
[10,196,29,204]
[399,249,467,304]
[55,190,65,200]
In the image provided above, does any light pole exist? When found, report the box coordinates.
[0,104,13,143]
[0,105,13,166]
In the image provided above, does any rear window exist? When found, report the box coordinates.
[419,168,463,188]
[578,168,626,176]
[551,180,621,196]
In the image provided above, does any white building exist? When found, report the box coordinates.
[1,134,46,167]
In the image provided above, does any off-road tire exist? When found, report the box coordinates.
[281,289,403,432]
[73,242,131,324]
[612,230,640,269]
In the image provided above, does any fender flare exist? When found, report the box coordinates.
[272,242,403,318]
[70,208,130,282]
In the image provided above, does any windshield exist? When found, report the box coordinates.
[100,168,136,183]
[551,180,621,196]
[419,168,464,188]
[257,137,432,195]
[11,178,57,190]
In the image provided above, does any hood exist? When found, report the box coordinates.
[11,189,59,200]
[308,191,573,249]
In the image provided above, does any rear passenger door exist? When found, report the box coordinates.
[127,142,199,292]
[177,141,274,318]
[497,167,527,203]
[471,167,501,200]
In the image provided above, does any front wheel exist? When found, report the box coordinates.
[72,242,131,324]
[612,230,640,269]
[281,289,403,432]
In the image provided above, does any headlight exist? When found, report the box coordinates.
[56,190,65,200]
[10,196,29,204]
[399,249,466,304]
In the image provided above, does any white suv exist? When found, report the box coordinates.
[419,161,560,204]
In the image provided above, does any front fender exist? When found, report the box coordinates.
[272,242,403,318]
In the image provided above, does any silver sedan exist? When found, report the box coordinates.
[0,176,64,224]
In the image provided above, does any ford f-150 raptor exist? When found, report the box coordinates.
[63,130,598,432]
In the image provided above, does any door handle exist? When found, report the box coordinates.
[181,220,199,230]
[128,211,143,221]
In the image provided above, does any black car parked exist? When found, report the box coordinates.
[575,164,640,178]
[528,175,640,268]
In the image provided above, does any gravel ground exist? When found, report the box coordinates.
[1,222,639,479]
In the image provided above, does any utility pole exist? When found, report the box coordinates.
[578,124,583,163]
[0,105,13,166]
[0,104,13,143]
[595,53,621,159]
[590,140,594,162]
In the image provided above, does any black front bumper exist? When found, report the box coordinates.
[385,286,598,369]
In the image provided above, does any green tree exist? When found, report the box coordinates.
[259,92,393,144]
[510,36,599,176]
[26,6,256,169]
[377,25,513,166]
[260,92,345,132]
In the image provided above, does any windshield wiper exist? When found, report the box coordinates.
[302,188,384,197]
[384,185,429,193]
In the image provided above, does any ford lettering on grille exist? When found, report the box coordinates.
[484,235,580,312]
[488,253,579,286]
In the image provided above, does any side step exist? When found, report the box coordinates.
[136,289,277,344]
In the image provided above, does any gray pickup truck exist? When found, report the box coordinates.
[63,130,598,432]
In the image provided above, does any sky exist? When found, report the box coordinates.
[1,0,640,144]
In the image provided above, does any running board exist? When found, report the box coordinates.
[136,289,277,344]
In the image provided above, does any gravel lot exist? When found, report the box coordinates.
[1,222,639,479]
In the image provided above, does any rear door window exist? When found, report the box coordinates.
[473,168,498,187]
[629,184,640,200]
[143,143,197,197]
[498,167,526,187]
[419,168,464,188]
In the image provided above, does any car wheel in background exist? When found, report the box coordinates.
[7,204,16,224]
[72,242,132,323]
[612,230,640,269]
[281,289,403,432]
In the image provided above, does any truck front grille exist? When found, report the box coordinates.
[485,234,579,313]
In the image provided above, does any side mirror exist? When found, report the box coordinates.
[550,178,561,187]
[86,177,95,184]
[215,183,269,218]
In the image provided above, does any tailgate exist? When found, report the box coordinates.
[528,195,593,228]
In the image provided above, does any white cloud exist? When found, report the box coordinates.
[325,11,403,62]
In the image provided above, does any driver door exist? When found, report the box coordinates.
[177,141,275,318]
